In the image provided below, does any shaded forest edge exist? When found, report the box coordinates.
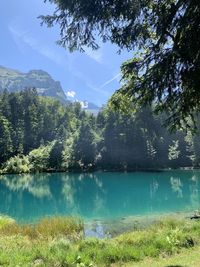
[0,215,200,266]
[1,89,200,175]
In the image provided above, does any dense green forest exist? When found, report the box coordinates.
[0,89,200,174]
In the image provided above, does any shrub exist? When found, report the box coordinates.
[2,155,30,174]
[28,144,52,172]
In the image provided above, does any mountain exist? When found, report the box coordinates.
[0,65,101,113]
[86,102,100,110]
[0,66,67,103]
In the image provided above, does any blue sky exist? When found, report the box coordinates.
[0,0,131,106]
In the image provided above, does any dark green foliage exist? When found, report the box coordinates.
[41,0,200,130]
[71,120,96,169]
[40,0,144,52]
[0,89,90,171]
[1,90,200,173]
[49,141,64,170]
[0,115,13,163]
[28,144,52,172]
[97,107,198,170]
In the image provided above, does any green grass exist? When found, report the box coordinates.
[0,216,83,240]
[0,216,200,266]
[116,246,200,266]
[0,215,15,229]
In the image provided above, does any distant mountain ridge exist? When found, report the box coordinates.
[0,65,100,113]
[0,65,67,103]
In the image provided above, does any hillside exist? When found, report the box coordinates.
[0,65,67,103]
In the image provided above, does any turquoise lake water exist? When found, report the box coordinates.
[0,170,199,224]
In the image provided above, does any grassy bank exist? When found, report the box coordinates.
[0,216,200,266]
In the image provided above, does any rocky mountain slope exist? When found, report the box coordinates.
[0,65,101,112]
[0,66,67,103]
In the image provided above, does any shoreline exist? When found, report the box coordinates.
[1,210,198,238]
[84,210,198,238]
[1,166,200,176]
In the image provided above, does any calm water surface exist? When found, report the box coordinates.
[0,170,199,224]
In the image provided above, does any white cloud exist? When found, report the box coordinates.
[79,101,88,109]
[66,90,76,98]
[74,100,88,109]
[84,47,103,64]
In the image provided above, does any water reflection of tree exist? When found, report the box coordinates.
[61,173,107,219]
[189,175,200,208]
[5,172,200,221]
[0,172,107,221]
[1,174,52,198]
[170,176,183,198]
[0,174,53,221]
[150,178,159,199]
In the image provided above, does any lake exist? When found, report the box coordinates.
[0,170,199,225]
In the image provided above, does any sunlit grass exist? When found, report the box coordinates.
[0,216,199,266]
[0,215,15,229]
[0,216,83,240]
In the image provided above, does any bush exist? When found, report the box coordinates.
[28,144,52,172]
[2,155,30,174]
[1,143,54,174]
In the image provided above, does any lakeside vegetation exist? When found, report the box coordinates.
[1,89,200,174]
[0,215,200,266]
[1,1,200,266]
[1,0,200,266]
